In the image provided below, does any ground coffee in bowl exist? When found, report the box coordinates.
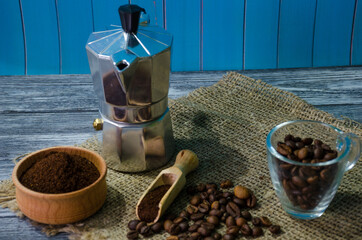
[20,152,100,194]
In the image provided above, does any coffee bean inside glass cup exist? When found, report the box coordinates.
[267,120,360,220]
[276,135,338,210]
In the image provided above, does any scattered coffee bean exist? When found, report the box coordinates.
[240,224,252,236]
[178,232,188,239]
[221,191,232,199]
[188,223,200,232]
[225,215,236,227]
[226,202,241,217]
[246,194,257,208]
[174,216,187,224]
[269,224,281,234]
[191,195,201,206]
[209,193,217,203]
[252,227,263,237]
[195,219,204,225]
[135,221,147,233]
[219,198,227,205]
[200,192,209,200]
[206,183,218,190]
[179,210,189,219]
[163,219,173,232]
[179,222,189,232]
[252,217,261,226]
[232,196,245,207]
[190,213,205,221]
[260,216,272,227]
[128,220,140,230]
[209,209,222,217]
[127,181,282,239]
[168,223,181,235]
[223,234,235,240]
[198,226,212,237]
[207,215,220,225]
[186,204,199,215]
[201,222,216,231]
[150,222,163,233]
[211,201,220,210]
[126,230,138,240]
[234,185,250,199]
[190,232,201,240]
[220,180,233,189]
[226,226,240,236]
[166,236,178,240]
[198,203,210,213]
[236,217,247,226]
[241,210,252,220]
[139,225,151,236]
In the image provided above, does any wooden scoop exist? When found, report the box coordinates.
[136,149,199,224]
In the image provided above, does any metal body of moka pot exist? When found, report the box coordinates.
[86,4,174,172]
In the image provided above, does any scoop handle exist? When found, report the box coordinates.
[174,150,199,176]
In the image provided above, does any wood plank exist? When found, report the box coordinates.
[313,0,355,67]
[244,0,280,69]
[202,0,244,70]
[57,0,93,74]
[352,0,362,65]
[21,0,59,74]
[278,0,316,68]
[0,214,69,239]
[165,0,201,71]
[0,1,25,75]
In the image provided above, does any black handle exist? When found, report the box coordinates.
[118,4,146,34]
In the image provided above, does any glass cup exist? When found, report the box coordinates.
[266,120,360,219]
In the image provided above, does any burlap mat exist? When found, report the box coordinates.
[0,72,361,239]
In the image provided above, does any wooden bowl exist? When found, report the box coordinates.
[12,146,107,225]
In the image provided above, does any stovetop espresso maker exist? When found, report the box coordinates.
[86,4,174,172]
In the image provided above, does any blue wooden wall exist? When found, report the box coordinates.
[1,0,361,75]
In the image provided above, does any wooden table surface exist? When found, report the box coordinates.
[0,67,361,239]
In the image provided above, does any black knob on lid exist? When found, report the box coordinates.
[118,4,146,34]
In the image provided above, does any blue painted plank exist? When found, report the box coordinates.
[313,0,355,67]
[0,1,25,75]
[244,0,280,69]
[22,0,59,74]
[278,0,316,68]
[203,0,244,71]
[352,0,362,65]
[166,0,200,71]
[93,0,163,31]
[57,0,93,74]
[92,0,126,31]
[132,0,164,27]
